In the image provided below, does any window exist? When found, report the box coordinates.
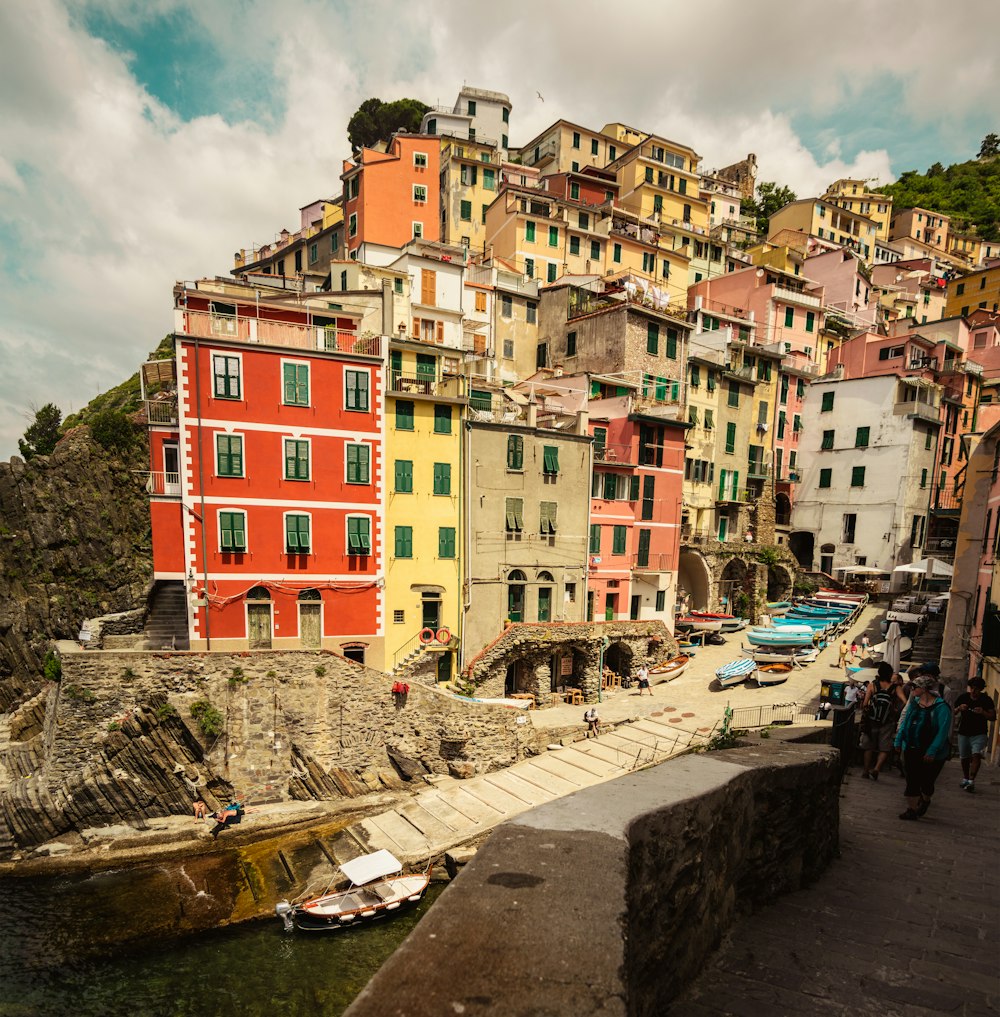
[805,311,815,333]
[821,391,835,412]
[843,513,856,544]
[414,152,427,168]
[641,476,655,520]
[609,145,616,160]
[216,434,244,477]
[460,164,477,186]
[347,517,371,555]
[590,240,601,260]
[589,524,601,553]
[434,405,452,434]
[642,252,656,274]
[566,330,577,356]
[547,263,557,283]
[345,370,369,411]
[474,290,486,313]
[501,295,513,317]
[219,510,246,552]
[569,236,580,256]
[612,525,627,555]
[395,277,404,295]
[590,138,599,156]
[346,443,370,484]
[647,322,659,354]
[548,225,559,247]
[527,301,537,324]
[393,609,405,624]
[666,328,677,359]
[413,184,427,203]
[613,243,622,263]
[213,355,241,399]
[412,222,423,238]
[570,182,580,200]
[855,426,870,448]
[725,422,736,454]
[309,243,318,264]
[284,439,310,481]
[282,362,309,406]
[821,430,834,450]
[777,411,786,438]
[543,446,560,474]
[395,400,414,430]
[348,213,357,237]
[819,468,832,489]
[433,462,451,495]
[851,466,866,487]
[394,526,413,559]
[536,342,548,369]
[506,435,525,470]
[784,307,794,328]
[793,415,802,433]
[525,258,534,278]
[728,383,740,408]
[506,497,523,533]
[284,513,310,553]
[394,459,413,492]
[920,468,928,488]
[503,339,514,359]
[483,168,495,190]
[704,408,714,429]
[540,501,557,534]
[460,200,472,221]
[690,364,700,387]
[438,527,456,559]
[525,221,536,243]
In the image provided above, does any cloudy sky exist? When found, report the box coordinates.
[1,0,997,458]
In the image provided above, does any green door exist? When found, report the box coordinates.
[508,584,524,622]
[538,587,552,622]
[718,516,728,542]
[605,594,618,621]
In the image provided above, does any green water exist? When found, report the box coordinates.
[0,873,441,1017]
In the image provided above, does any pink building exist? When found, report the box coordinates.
[889,207,951,254]
[802,248,878,332]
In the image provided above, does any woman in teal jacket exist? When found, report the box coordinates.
[894,674,952,820]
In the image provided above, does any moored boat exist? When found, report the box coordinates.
[715,657,757,687]
[745,629,817,648]
[648,653,691,681]
[676,615,725,632]
[276,850,431,933]
[765,600,792,616]
[741,645,818,664]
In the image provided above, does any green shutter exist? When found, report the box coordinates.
[589,524,601,553]
[806,311,815,333]
[629,474,640,501]
[216,434,243,477]
[570,236,580,256]
[220,511,245,552]
[434,405,452,433]
[540,501,557,534]
[460,200,472,220]
[507,435,524,469]
[283,363,308,405]
[526,221,535,242]
[612,525,627,554]
[819,468,832,489]
[213,355,240,399]
[704,408,714,429]
[506,498,523,531]
[285,440,309,480]
[855,426,870,447]
[784,307,794,328]
[348,517,371,554]
[592,428,606,455]
[728,383,740,407]
[642,476,655,520]
[394,526,412,558]
[822,430,834,450]
[543,446,559,473]
[286,514,309,551]
[438,527,456,558]
[637,529,651,567]
[346,370,369,411]
[851,466,866,487]
[647,323,659,354]
[777,411,786,438]
[725,422,736,454]
[821,391,835,412]
[395,400,414,430]
[603,472,618,500]
[548,225,558,247]
[666,328,678,359]
[433,463,451,495]
[347,444,369,484]
[394,459,413,492]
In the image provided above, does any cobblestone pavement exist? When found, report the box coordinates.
[669,762,1000,1016]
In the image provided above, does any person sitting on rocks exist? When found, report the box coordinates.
[192,798,208,821]
[584,707,601,738]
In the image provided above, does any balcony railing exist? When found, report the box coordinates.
[680,528,714,546]
[144,399,178,426]
[632,552,673,572]
[929,485,962,511]
[747,461,771,479]
[141,471,182,497]
[387,372,467,399]
[893,399,940,423]
[177,309,380,358]
[594,444,634,464]
[773,285,822,309]
[716,488,752,505]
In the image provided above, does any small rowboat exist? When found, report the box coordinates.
[741,645,818,664]
[690,611,747,633]
[648,653,691,681]
[715,657,757,688]
[677,615,726,632]
[766,601,792,616]
[755,662,793,686]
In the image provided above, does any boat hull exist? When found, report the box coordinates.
[741,645,818,663]
[278,871,431,933]
[648,654,691,681]
[715,658,757,687]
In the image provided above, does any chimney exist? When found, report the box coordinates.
[525,400,537,428]
[575,408,589,435]
[381,279,394,336]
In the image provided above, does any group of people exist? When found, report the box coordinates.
[849,660,995,821]
[836,635,872,671]
[191,796,248,837]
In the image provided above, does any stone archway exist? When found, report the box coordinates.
[789,531,814,570]
[678,549,712,611]
[604,640,634,679]
[766,564,793,602]
[719,558,753,617]
[775,492,791,527]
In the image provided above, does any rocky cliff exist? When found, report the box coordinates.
[0,427,152,708]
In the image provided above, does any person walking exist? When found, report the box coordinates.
[636,664,651,696]
[861,634,871,658]
[837,640,850,671]
[894,674,952,820]
[955,676,996,792]
[860,663,896,780]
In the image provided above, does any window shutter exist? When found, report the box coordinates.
[543,446,559,473]
[603,472,617,500]
[439,527,455,558]
[629,475,640,501]
[666,328,678,358]
[704,408,713,429]
[513,498,523,529]
[589,524,601,553]
[637,529,651,567]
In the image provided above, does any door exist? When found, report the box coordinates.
[163,444,180,495]
[605,594,618,621]
[247,604,272,649]
[586,591,595,622]
[437,652,452,683]
[508,584,524,622]
[538,587,552,622]
[300,604,321,649]
[718,515,728,542]
[630,595,641,621]
[422,596,441,630]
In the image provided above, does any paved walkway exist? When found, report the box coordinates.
[670,763,1000,1016]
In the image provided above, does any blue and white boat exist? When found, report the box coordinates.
[715,657,758,687]
[745,628,817,648]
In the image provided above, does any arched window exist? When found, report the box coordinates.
[247,586,271,600]
[298,588,321,600]
[537,570,554,582]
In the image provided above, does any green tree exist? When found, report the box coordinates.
[18,403,62,460]
[88,409,138,454]
[347,97,430,151]
[979,133,999,159]
[744,181,797,235]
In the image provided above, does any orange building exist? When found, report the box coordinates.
[343,134,441,255]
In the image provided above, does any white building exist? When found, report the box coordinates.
[791,374,940,582]
[421,87,512,157]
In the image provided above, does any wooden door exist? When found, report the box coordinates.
[247,604,272,649]
[300,604,321,649]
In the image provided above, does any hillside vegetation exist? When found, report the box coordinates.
[876,152,1000,241]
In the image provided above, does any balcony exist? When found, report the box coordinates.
[388,373,466,399]
[144,398,178,426]
[631,552,673,572]
[594,444,634,465]
[176,309,380,358]
[747,460,771,479]
[716,488,752,505]
[773,286,822,309]
[893,399,941,423]
[142,471,181,497]
[929,485,962,512]
[680,527,714,546]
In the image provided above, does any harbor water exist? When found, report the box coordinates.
[0,871,441,1017]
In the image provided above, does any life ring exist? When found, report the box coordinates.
[435,627,451,644]
[418,627,435,645]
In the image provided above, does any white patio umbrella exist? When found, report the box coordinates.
[883,621,902,673]
[892,558,953,579]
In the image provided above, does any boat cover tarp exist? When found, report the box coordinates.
[340,850,403,886]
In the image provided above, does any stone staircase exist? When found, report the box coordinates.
[142,581,190,650]
[908,611,944,669]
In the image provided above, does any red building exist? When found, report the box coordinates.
[143,281,384,663]
[587,407,687,627]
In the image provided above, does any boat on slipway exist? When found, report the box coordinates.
[276,850,431,933]
[689,611,747,633]
[676,615,726,632]
[741,645,818,664]
[648,653,692,681]
[755,662,793,686]
[715,657,757,688]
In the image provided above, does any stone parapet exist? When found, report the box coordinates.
[346,740,840,1017]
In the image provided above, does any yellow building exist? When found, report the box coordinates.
[384,343,466,680]
[768,198,878,263]
[439,136,501,255]
[823,179,893,242]
[948,231,984,268]
[945,263,1000,318]
[517,119,624,177]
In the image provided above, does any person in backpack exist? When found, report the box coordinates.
[860,663,896,780]
[955,676,996,793]
[894,674,952,821]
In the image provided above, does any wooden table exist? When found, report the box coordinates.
[510,693,536,709]
[562,688,583,706]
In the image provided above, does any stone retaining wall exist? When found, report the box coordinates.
[346,740,840,1017]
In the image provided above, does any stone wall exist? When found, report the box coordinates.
[345,739,840,1017]
[0,649,528,853]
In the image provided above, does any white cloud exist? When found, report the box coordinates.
[0,0,997,457]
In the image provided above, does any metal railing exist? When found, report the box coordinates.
[631,552,673,571]
[715,488,753,504]
[141,471,182,496]
[729,701,800,730]
[144,399,178,425]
